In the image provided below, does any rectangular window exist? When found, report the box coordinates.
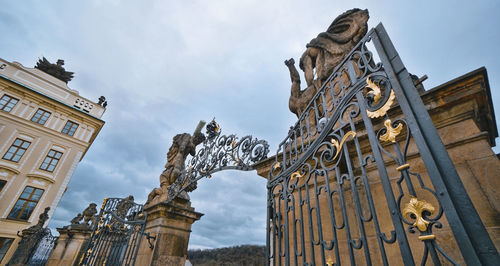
[31,108,51,125]
[2,138,31,162]
[61,120,78,136]
[8,186,44,220]
[0,179,6,193]
[0,237,14,264]
[0,94,19,112]
[40,149,63,172]
[7,186,43,221]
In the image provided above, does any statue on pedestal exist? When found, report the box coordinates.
[147,121,206,204]
[68,203,97,229]
[70,213,83,225]
[82,203,98,225]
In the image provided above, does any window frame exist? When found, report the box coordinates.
[0,94,19,113]
[0,237,14,264]
[31,108,51,125]
[39,149,63,172]
[7,186,44,221]
[2,138,31,163]
[0,179,6,193]
[61,120,79,136]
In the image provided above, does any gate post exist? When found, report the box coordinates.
[46,225,92,266]
[136,196,203,266]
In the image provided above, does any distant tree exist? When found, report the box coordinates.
[187,245,265,266]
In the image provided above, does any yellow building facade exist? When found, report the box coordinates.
[0,58,105,264]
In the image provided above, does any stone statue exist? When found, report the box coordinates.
[286,58,318,118]
[115,195,134,219]
[82,203,97,225]
[37,207,50,228]
[70,213,83,225]
[286,9,369,117]
[98,96,106,105]
[35,57,74,83]
[147,121,206,204]
[24,207,50,232]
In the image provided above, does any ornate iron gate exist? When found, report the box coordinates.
[28,229,58,266]
[7,227,57,266]
[80,197,148,266]
[266,23,499,265]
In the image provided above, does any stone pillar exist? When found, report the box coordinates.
[46,225,92,266]
[135,196,203,266]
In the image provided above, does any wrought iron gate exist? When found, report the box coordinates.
[266,23,499,265]
[80,197,147,266]
[7,227,57,266]
[28,229,58,266]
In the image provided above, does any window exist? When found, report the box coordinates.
[0,94,19,112]
[0,179,6,193]
[61,120,78,136]
[0,237,14,264]
[31,108,51,125]
[2,138,31,162]
[8,186,44,220]
[40,150,63,172]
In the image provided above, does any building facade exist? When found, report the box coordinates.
[0,58,105,264]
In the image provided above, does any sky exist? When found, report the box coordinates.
[1,0,499,250]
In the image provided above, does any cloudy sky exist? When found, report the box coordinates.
[1,0,499,250]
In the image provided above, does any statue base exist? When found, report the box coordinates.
[46,225,92,266]
[136,197,203,266]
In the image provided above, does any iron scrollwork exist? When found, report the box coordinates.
[376,119,458,265]
[165,119,270,203]
[266,18,471,265]
[80,197,148,266]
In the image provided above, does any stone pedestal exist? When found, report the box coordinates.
[46,225,92,266]
[135,196,203,266]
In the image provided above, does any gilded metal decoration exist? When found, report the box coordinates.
[330,131,357,161]
[418,234,436,241]
[402,197,435,232]
[80,197,148,266]
[290,171,302,180]
[273,161,281,171]
[164,119,269,203]
[366,77,396,118]
[366,76,382,103]
[396,163,410,171]
[379,119,403,143]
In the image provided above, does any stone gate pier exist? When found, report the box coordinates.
[135,195,203,265]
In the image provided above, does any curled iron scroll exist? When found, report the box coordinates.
[166,119,270,203]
